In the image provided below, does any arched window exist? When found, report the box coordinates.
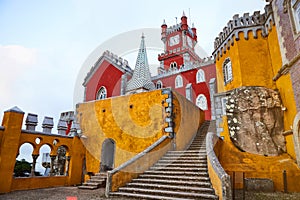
[156,80,163,89]
[170,62,178,70]
[196,69,205,83]
[196,94,208,110]
[223,58,233,85]
[175,75,183,88]
[96,86,107,100]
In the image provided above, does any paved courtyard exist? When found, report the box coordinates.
[1,186,300,200]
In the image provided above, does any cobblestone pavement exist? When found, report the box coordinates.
[1,187,300,200]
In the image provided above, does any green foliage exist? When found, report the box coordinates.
[14,159,31,177]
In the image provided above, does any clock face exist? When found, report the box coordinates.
[187,36,193,47]
[169,34,180,46]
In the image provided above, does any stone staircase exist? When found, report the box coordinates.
[78,172,107,190]
[111,121,218,199]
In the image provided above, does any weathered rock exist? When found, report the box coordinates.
[226,86,285,156]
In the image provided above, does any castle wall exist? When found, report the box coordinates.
[0,108,85,193]
[76,90,168,174]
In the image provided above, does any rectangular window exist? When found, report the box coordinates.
[292,0,300,33]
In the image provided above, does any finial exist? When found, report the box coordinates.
[141,32,145,39]
[163,19,166,25]
[182,10,186,17]
[192,22,195,28]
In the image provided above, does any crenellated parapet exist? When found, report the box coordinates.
[213,4,274,60]
[83,50,133,86]
[153,56,214,80]
[22,111,80,136]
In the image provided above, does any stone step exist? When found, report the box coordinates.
[158,159,207,163]
[154,163,208,167]
[83,182,100,186]
[78,185,98,190]
[111,192,193,200]
[150,166,208,171]
[117,188,218,199]
[163,155,207,159]
[132,178,212,187]
[139,174,210,181]
[164,153,207,157]
[144,170,209,177]
[88,179,105,183]
[126,182,215,193]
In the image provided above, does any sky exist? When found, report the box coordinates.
[0,0,266,172]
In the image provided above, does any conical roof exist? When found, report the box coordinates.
[126,34,155,93]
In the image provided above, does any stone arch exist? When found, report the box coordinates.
[15,143,34,177]
[37,144,52,176]
[100,138,116,172]
[293,112,300,167]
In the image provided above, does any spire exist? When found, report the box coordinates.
[182,10,186,17]
[162,19,166,25]
[126,34,155,94]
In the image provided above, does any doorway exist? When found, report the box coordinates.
[100,138,116,172]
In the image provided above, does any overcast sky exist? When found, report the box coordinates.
[0,0,266,130]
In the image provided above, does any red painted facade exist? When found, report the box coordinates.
[84,59,126,101]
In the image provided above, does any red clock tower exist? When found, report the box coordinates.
[153,12,217,120]
[158,11,200,72]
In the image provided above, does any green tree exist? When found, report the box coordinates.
[14,159,31,177]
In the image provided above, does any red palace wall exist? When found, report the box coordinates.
[154,63,216,120]
[85,60,124,101]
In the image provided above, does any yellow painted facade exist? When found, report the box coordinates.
[214,19,300,192]
[0,109,86,193]
[77,89,205,192]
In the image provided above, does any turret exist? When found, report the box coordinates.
[192,23,197,42]
[161,19,167,42]
[181,11,188,32]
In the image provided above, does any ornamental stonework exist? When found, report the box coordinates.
[226,86,286,156]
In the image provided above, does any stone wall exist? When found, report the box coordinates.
[226,86,285,156]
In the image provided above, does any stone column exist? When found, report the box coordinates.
[49,155,56,176]
[64,156,71,176]
[31,154,39,176]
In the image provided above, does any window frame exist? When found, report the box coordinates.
[196,69,206,83]
[175,75,183,88]
[96,86,107,100]
[223,58,233,85]
[196,94,208,111]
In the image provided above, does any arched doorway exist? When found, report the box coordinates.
[100,138,116,172]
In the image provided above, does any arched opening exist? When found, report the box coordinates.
[175,75,183,88]
[54,146,68,176]
[196,94,208,110]
[37,144,51,176]
[100,138,116,172]
[156,80,163,89]
[196,69,205,83]
[15,143,34,177]
[96,86,107,100]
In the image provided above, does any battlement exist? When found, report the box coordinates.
[0,108,81,137]
[83,50,133,86]
[152,56,214,80]
[213,4,274,60]
[166,23,182,34]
